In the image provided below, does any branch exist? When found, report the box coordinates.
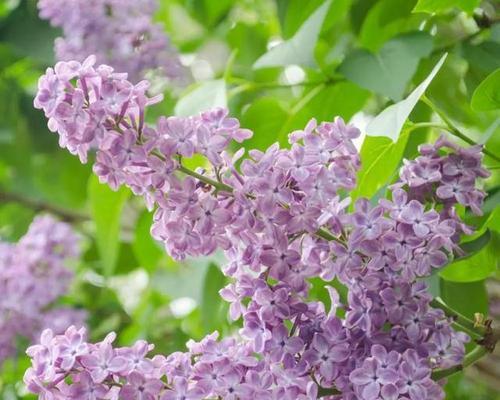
[430,297,500,381]
[430,297,487,337]
[421,96,500,163]
[0,191,88,222]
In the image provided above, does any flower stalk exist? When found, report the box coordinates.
[431,346,489,380]
[430,297,488,337]
[429,298,499,381]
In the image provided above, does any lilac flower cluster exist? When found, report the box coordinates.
[26,326,321,400]
[398,137,490,216]
[38,0,186,83]
[0,215,85,366]
[29,56,491,399]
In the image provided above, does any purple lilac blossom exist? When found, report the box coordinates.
[0,215,85,366]
[27,56,491,399]
[38,0,186,84]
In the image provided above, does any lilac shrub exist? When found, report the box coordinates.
[38,0,186,84]
[0,215,85,366]
[26,56,491,399]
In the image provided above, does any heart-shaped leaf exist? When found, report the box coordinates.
[439,231,499,282]
[471,68,500,111]
[253,0,332,69]
[365,53,447,141]
[440,279,488,319]
[339,31,433,101]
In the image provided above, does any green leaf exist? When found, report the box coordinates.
[0,0,59,64]
[227,22,269,71]
[425,54,481,127]
[253,0,332,69]
[359,0,418,51]
[279,0,352,39]
[304,81,370,122]
[483,207,500,232]
[413,0,480,15]
[201,0,233,27]
[440,231,500,282]
[339,31,433,101]
[351,132,410,200]
[174,80,226,117]
[458,229,491,260]
[241,97,289,150]
[463,41,500,94]
[0,203,35,241]
[262,81,369,150]
[463,42,500,75]
[365,54,447,141]
[471,68,500,111]
[0,2,13,19]
[279,0,324,38]
[186,0,234,28]
[114,243,140,274]
[200,263,227,332]
[88,175,129,277]
[132,211,164,273]
[154,2,205,48]
[33,152,91,209]
[275,84,327,146]
[440,279,488,320]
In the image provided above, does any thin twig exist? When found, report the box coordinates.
[178,165,233,193]
[0,191,88,222]
[429,298,500,381]
[421,96,500,162]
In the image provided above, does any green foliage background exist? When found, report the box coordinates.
[0,0,499,398]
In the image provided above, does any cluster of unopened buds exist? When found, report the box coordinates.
[27,55,491,399]
[38,0,186,83]
[0,215,85,366]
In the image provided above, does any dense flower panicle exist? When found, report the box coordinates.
[398,136,489,216]
[38,0,186,84]
[0,215,85,366]
[29,57,491,399]
[25,326,322,400]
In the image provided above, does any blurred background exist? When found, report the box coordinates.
[0,0,499,398]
